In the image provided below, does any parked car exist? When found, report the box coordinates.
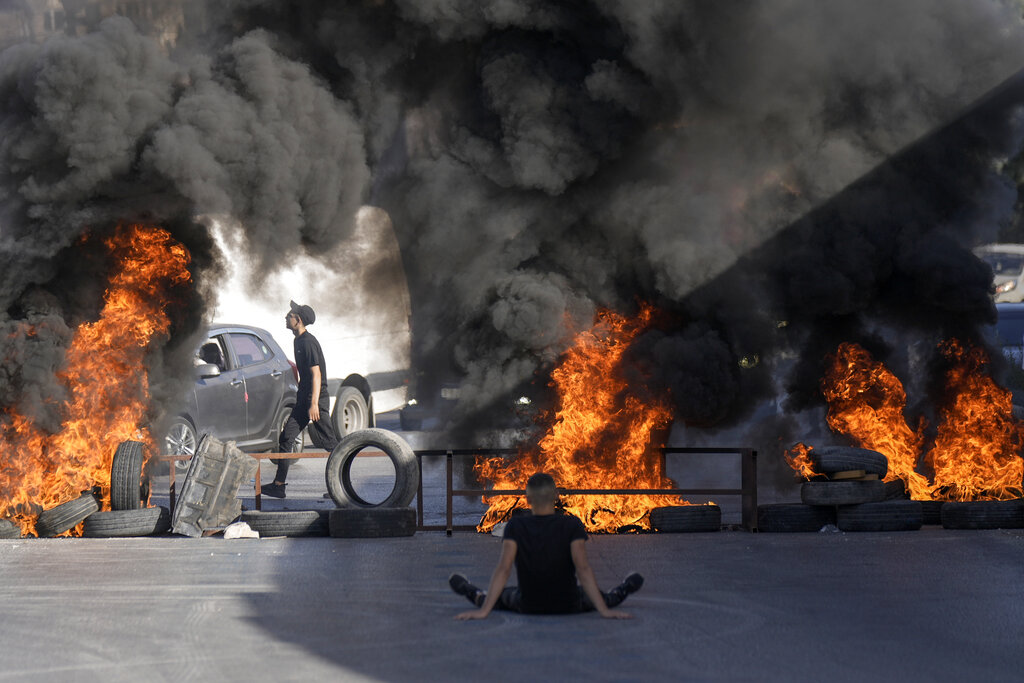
[163,324,302,470]
[975,244,1024,303]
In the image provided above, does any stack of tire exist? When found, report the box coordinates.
[239,429,418,539]
[758,447,922,532]
[32,441,170,538]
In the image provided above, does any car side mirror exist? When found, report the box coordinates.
[196,363,221,378]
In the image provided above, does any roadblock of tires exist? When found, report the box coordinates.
[759,446,1024,532]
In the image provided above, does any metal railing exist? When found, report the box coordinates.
[156,452,325,512]
[414,447,757,534]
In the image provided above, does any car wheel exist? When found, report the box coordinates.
[333,386,369,436]
[164,417,197,473]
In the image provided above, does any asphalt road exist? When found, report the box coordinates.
[2,419,1022,681]
[1,529,1022,682]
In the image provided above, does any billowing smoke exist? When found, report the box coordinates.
[3,1,1024,463]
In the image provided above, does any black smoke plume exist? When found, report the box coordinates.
[2,1,1024,460]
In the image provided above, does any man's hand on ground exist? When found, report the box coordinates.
[454,609,490,621]
[599,609,633,619]
[308,404,320,421]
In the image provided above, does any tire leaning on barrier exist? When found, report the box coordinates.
[325,428,419,509]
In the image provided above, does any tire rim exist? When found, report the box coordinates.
[342,396,365,433]
[166,422,196,471]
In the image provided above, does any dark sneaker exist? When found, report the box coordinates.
[448,573,484,606]
[621,572,644,595]
[261,482,286,499]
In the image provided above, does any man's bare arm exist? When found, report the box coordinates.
[570,539,632,619]
[455,539,517,620]
[309,366,322,421]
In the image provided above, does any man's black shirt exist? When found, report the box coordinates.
[293,331,330,404]
[503,512,589,614]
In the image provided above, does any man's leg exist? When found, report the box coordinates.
[448,575,524,612]
[263,405,308,497]
[307,395,339,451]
[579,573,645,611]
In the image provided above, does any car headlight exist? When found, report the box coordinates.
[996,280,1017,294]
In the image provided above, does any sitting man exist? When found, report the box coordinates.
[449,472,643,619]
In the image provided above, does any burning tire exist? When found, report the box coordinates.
[83,506,171,537]
[917,500,945,525]
[35,491,100,537]
[0,519,21,538]
[836,500,923,532]
[110,440,146,510]
[649,504,721,532]
[328,507,417,538]
[325,428,418,508]
[801,480,885,506]
[756,504,836,532]
[940,499,1024,529]
[810,447,888,478]
[239,510,330,537]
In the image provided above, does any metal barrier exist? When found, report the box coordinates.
[414,447,757,534]
[156,452,324,512]
[159,446,758,532]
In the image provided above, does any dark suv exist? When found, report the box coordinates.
[163,324,302,469]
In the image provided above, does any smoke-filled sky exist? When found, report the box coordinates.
[3,1,1024,446]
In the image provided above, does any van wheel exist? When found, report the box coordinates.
[333,386,369,436]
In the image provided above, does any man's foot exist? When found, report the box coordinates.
[261,482,286,498]
[448,573,484,607]
[621,572,644,595]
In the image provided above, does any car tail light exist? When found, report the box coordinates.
[288,360,299,382]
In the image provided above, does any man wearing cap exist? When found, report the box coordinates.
[261,301,340,498]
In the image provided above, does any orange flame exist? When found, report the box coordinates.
[927,340,1023,500]
[476,306,686,533]
[784,443,819,479]
[789,341,1024,501]
[0,224,191,535]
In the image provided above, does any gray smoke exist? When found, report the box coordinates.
[2,1,1024,462]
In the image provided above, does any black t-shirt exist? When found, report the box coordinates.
[503,512,589,614]
[293,331,330,403]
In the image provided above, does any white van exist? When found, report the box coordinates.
[975,243,1024,303]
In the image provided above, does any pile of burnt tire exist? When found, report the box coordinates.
[236,429,418,539]
[758,447,923,533]
[5,441,170,539]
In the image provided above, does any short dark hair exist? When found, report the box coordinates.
[526,472,557,502]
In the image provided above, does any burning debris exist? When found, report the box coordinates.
[476,306,708,533]
[787,341,1024,503]
[0,225,190,535]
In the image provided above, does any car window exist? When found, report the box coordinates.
[227,333,272,368]
[195,337,229,370]
[980,252,1024,276]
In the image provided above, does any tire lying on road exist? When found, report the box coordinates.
[35,492,100,537]
[836,500,923,532]
[917,500,945,525]
[809,446,888,478]
[649,505,721,532]
[325,428,419,508]
[0,519,21,539]
[239,510,330,537]
[83,507,171,537]
[757,503,836,532]
[941,499,1024,530]
[111,440,146,510]
[328,507,416,538]
[801,480,885,506]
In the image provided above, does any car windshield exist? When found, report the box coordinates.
[980,252,1024,275]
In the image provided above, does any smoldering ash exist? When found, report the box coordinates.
[3,1,1024,444]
